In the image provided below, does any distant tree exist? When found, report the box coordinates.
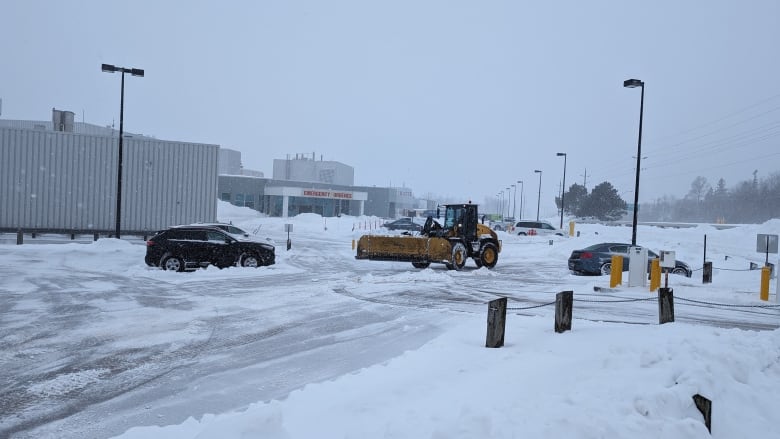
[715,178,728,196]
[557,183,588,217]
[581,182,627,221]
[687,176,710,203]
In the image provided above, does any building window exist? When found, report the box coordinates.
[221,192,232,202]
[228,193,255,209]
[319,169,335,183]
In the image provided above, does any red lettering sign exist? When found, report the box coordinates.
[303,190,330,197]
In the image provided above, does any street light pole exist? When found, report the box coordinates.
[624,78,644,246]
[102,63,144,239]
[518,180,523,219]
[511,184,517,219]
[534,170,542,221]
[556,152,567,229]
[505,187,511,218]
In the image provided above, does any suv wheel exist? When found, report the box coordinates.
[240,253,261,268]
[163,256,184,272]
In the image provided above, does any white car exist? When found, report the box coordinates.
[514,220,565,236]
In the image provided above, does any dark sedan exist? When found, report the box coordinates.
[382,217,423,231]
[568,242,692,277]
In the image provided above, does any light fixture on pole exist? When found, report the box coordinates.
[623,78,644,246]
[102,63,144,239]
[517,180,523,219]
[556,152,567,229]
[534,170,542,221]
[511,184,517,219]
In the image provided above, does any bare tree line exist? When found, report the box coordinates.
[640,171,780,224]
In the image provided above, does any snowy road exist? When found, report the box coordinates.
[1,216,778,439]
[0,234,452,439]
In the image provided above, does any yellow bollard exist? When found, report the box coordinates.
[650,258,661,291]
[351,239,355,250]
[760,266,770,301]
[610,255,623,288]
[569,221,575,237]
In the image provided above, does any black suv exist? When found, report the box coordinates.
[145,225,275,271]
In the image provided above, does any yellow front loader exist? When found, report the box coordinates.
[355,203,501,270]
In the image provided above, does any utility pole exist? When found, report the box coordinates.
[581,168,589,189]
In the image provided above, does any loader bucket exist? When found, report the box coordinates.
[355,235,452,263]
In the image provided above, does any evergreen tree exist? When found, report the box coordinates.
[582,182,627,221]
[559,183,588,217]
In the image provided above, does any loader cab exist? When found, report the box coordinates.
[443,204,478,241]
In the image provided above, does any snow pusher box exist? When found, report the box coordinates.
[355,203,501,270]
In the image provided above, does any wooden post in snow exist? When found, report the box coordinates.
[658,287,675,324]
[485,297,507,348]
[555,291,573,333]
[693,394,712,433]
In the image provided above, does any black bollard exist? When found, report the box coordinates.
[702,262,712,284]
[658,288,675,324]
[555,291,573,333]
[485,297,507,348]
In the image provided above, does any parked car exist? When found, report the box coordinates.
[515,220,565,236]
[567,242,692,277]
[382,217,424,231]
[145,225,275,271]
[488,219,514,232]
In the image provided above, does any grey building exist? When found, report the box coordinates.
[219,153,419,218]
[1,112,219,234]
[355,186,418,218]
[273,153,354,186]
[219,148,264,178]
[219,175,368,217]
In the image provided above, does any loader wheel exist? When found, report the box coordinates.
[412,262,430,269]
[448,242,467,271]
[479,243,499,269]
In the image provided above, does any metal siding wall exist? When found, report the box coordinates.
[122,139,218,231]
[1,128,114,230]
[1,127,219,232]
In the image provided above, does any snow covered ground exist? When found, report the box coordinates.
[2,202,779,438]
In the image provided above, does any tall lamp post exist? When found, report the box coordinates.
[506,187,511,218]
[517,180,523,219]
[556,152,567,229]
[534,170,542,221]
[511,184,517,219]
[102,63,144,239]
[623,78,644,246]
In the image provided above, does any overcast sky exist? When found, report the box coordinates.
[3,0,780,216]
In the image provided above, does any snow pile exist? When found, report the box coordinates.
[117,315,780,439]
